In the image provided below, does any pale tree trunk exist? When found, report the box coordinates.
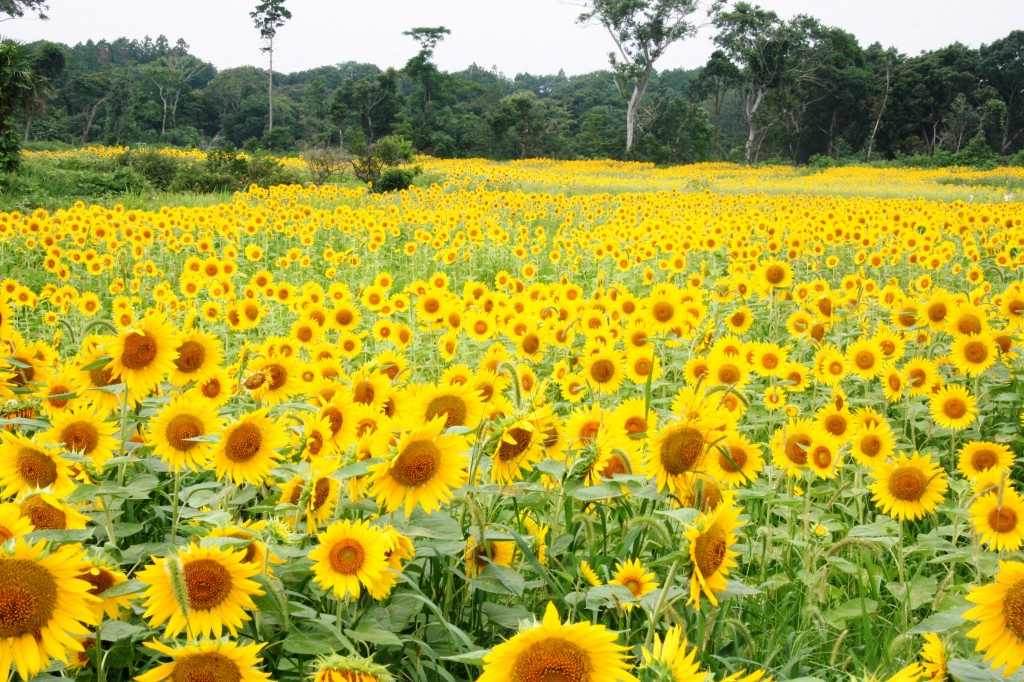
[624,69,651,156]
[83,98,106,142]
[743,86,766,164]
[866,62,890,161]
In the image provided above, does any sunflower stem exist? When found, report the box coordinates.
[170,467,182,543]
[644,558,679,650]
[897,517,908,628]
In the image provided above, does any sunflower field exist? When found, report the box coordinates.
[1,150,1024,682]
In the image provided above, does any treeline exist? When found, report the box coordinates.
[14,22,1024,165]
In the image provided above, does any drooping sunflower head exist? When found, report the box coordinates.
[684,493,743,610]
[311,653,395,682]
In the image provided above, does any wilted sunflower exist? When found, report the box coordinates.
[0,431,76,499]
[869,452,948,521]
[964,560,1024,675]
[136,639,271,682]
[107,311,178,403]
[685,493,743,609]
[478,601,638,682]
[0,539,97,682]
[639,625,708,682]
[311,653,394,682]
[137,543,263,639]
[368,416,468,516]
[309,518,389,600]
[147,394,224,473]
[42,404,118,468]
[213,408,288,486]
[970,485,1024,552]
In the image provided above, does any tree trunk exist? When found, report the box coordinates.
[866,63,890,161]
[23,114,31,142]
[268,40,274,133]
[624,69,651,156]
[743,86,765,164]
[83,97,106,142]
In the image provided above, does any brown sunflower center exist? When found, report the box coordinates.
[855,351,875,369]
[908,368,926,387]
[765,264,786,284]
[285,483,304,506]
[589,359,615,384]
[77,567,117,596]
[624,579,641,596]
[811,445,833,469]
[511,636,591,682]
[716,363,741,385]
[823,415,848,437]
[264,364,287,391]
[0,558,58,638]
[971,448,998,471]
[426,395,468,429]
[497,427,533,462]
[956,314,983,335]
[47,384,72,409]
[120,331,158,370]
[1003,581,1024,642]
[201,378,222,399]
[860,434,883,458]
[166,413,204,452]
[927,302,948,322]
[173,340,206,374]
[522,333,540,355]
[785,434,811,466]
[943,398,967,419]
[19,494,66,530]
[881,340,896,355]
[659,426,705,475]
[184,558,233,610]
[720,447,747,473]
[169,651,242,682]
[989,506,1019,534]
[328,539,364,575]
[623,416,646,436]
[62,421,99,454]
[16,447,57,488]
[353,381,375,404]
[761,354,779,370]
[888,466,927,502]
[600,453,629,478]
[887,374,902,392]
[651,301,675,323]
[390,440,441,487]
[694,524,728,578]
[224,423,262,463]
[312,477,331,510]
[964,340,988,364]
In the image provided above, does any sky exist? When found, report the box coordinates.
[5,0,1023,77]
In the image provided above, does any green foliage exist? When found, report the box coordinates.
[376,167,417,192]
[170,150,302,193]
[954,131,998,168]
[350,134,417,190]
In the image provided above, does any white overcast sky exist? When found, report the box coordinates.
[5,1,1023,76]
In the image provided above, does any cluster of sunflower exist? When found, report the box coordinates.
[0,157,1022,681]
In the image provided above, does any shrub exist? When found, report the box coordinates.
[376,167,417,193]
[350,135,416,190]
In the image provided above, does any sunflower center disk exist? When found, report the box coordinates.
[943,398,967,419]
[651,301,674,323]
[511,636,591,682]
[78,567,117,596]
[1003,581,1024,642]
[16,447,57,488]
[694,525,728,577]
[184,558,233,610]
[225,423,262,463]
[265,364,287,391]
[201,378,222,399]
[589,359,615,383]
[121,331,158,370]
[391,440,441,487]
[329,540,365,574]
[353,382,375,404]
[785,435,810,465]
[62,421,99,454]
[888,467,927,502]
[498,428,533,462]
[426,395,468,429]
[971,450,997,471]
[20,496,66,529]
[173,340,206,373]
[989,507,1018,534]
[171,651,242,682]
[860,435,882,458]
[167,414,204,452]
[660,427,704,475]
[0,559,58,638]
[964,341,988,364]
[721,447,747,473]
[312,478,331,510]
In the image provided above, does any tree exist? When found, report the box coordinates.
[403,26,450,126]
[0,0,47,20]
[577,0,719,155]
[250,0,291,133]
[0,38,53,171]
[979,31,1024,154]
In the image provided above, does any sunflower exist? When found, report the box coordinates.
[136,639,271,682]
[309,518,389,600]
[185,365,233,408]
[478,601,638,682]
[18,491,89,530]
[929,384,978,430]
[770,418,815,478]
[107,311,178,403]
[0,539,97,682]
[0,501,34,542]
[639,625,708,682]
[147,394,224,473]
[583,348,626,395]
[958,441,1015,480]
[213,408,288,486]
[74,559,132,620]
[306,462,341,530]
[903,358,940,397]
[964,560,1024,675]
[368,526,415,600]
[464,534,517,578]
[413,382,486,432]
[491,412,549,484]
[137,543,263,639]
[847,338,884,380]
[647,418,718,495]
[685,493,742,609]
[812,344,847,386]
[311,653,394,682]
[0,431,76,499]
[610,558,659,608]
[849,422,896,467]
[168,329,223,387]
[805,435,842,480]
[368,416,468,516]
[206,521,278,573]
[39,364,79,416]
[758,258,794,290]
[919,633,947,682]
[971,486,1024,552]
[244,354,302,407]
[869,452,948,521]
[950,332,997,378]
[42,404,118,468]
[709,433,763,487]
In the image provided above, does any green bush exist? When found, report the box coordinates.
[376,167,417,193]
[121,150,182,190]
[170,150,303,193]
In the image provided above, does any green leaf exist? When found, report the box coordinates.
[481,602,533,630]
[101,579,146,598]
[80,355,112,371]
[346,624,403,647]
[586,584,635,610]
[443,650,490,666]
[472,564,526,596]
[29,528,93,544]
[946,659,1005,682]
[283,620,351,655]
[571,482,624,501]
[909,605,969,634]
[99,620,150,642]
[824,598,877,625]
[103,637,136,668]
[887,576,939,611]
[657,508,700,525]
